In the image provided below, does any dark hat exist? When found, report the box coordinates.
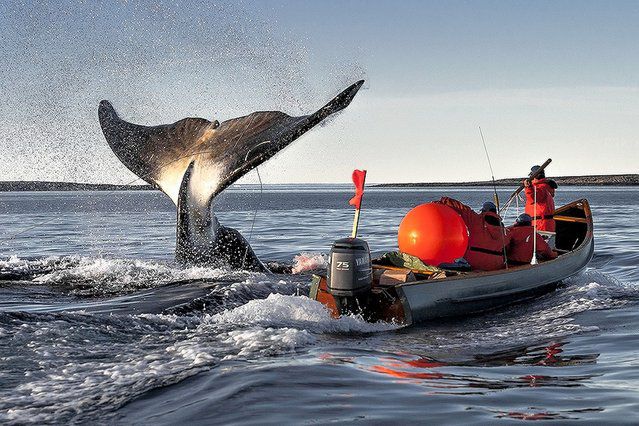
[530,165,545,178]
[515,213,532,226]
[481,201,497,213]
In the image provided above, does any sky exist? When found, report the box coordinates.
[0,0,638,185]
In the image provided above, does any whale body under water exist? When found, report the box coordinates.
[98,80,364,271]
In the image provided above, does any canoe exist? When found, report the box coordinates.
[310,199,594,325]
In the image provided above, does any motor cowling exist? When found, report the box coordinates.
[327,237,373,316]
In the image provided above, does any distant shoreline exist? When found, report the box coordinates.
[0,181,154,192]
[374,174,639,188]
[0,174,637,191]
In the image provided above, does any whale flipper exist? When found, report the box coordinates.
[98,80,364,268]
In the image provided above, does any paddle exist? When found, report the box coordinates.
[499,158,552,214]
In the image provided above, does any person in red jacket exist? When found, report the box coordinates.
[507,213,557,265]
[438,197,510,271]
[524,165,558,232]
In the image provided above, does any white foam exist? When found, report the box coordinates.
[1,254,25,265]
[576,282,602,297]
[33,257,224,283]
[220,327,316,359]
[0,255,66,273]
[21,256,254,296]
[210,293,400,333]
[566,268,637,298]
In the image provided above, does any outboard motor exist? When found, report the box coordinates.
[327,237,373,316]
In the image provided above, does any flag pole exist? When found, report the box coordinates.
[351,208,361,238]
[531,182,538,265]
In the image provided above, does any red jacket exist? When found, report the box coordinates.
[438,197,510,271]
[524,178,556,232]
[507,225,557,264]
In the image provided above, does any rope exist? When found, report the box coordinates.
[241,167,263,269]
[501,191,523,222]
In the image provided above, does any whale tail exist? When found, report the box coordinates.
[98,80,364,268]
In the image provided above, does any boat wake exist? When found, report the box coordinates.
[0,253,636,423]
[414,267,638,351]
[0,254,398,424]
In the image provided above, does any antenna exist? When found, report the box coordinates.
[531,183,539,265]
[479,126,500,211]
[479,127,508,268]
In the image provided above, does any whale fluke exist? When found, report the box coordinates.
[99,80,364,269]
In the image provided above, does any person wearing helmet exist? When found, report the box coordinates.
[437,197,510,271]
[506,213,557,265]
[523,165,558,232]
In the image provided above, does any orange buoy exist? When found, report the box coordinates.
[398,203,469,266]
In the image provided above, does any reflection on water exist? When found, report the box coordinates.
[473,341,600,367]
[491,407,605,421]
[320,341,599,392]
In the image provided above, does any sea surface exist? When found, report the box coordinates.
[0,186,637,424]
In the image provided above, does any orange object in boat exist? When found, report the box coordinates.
[398,203,469,266]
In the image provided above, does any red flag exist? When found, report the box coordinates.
[349,169,367,209]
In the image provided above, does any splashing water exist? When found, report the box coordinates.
[0,2,365,185]
[291,252,328,274]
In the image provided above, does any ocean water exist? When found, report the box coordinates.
[0,186,637,424]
